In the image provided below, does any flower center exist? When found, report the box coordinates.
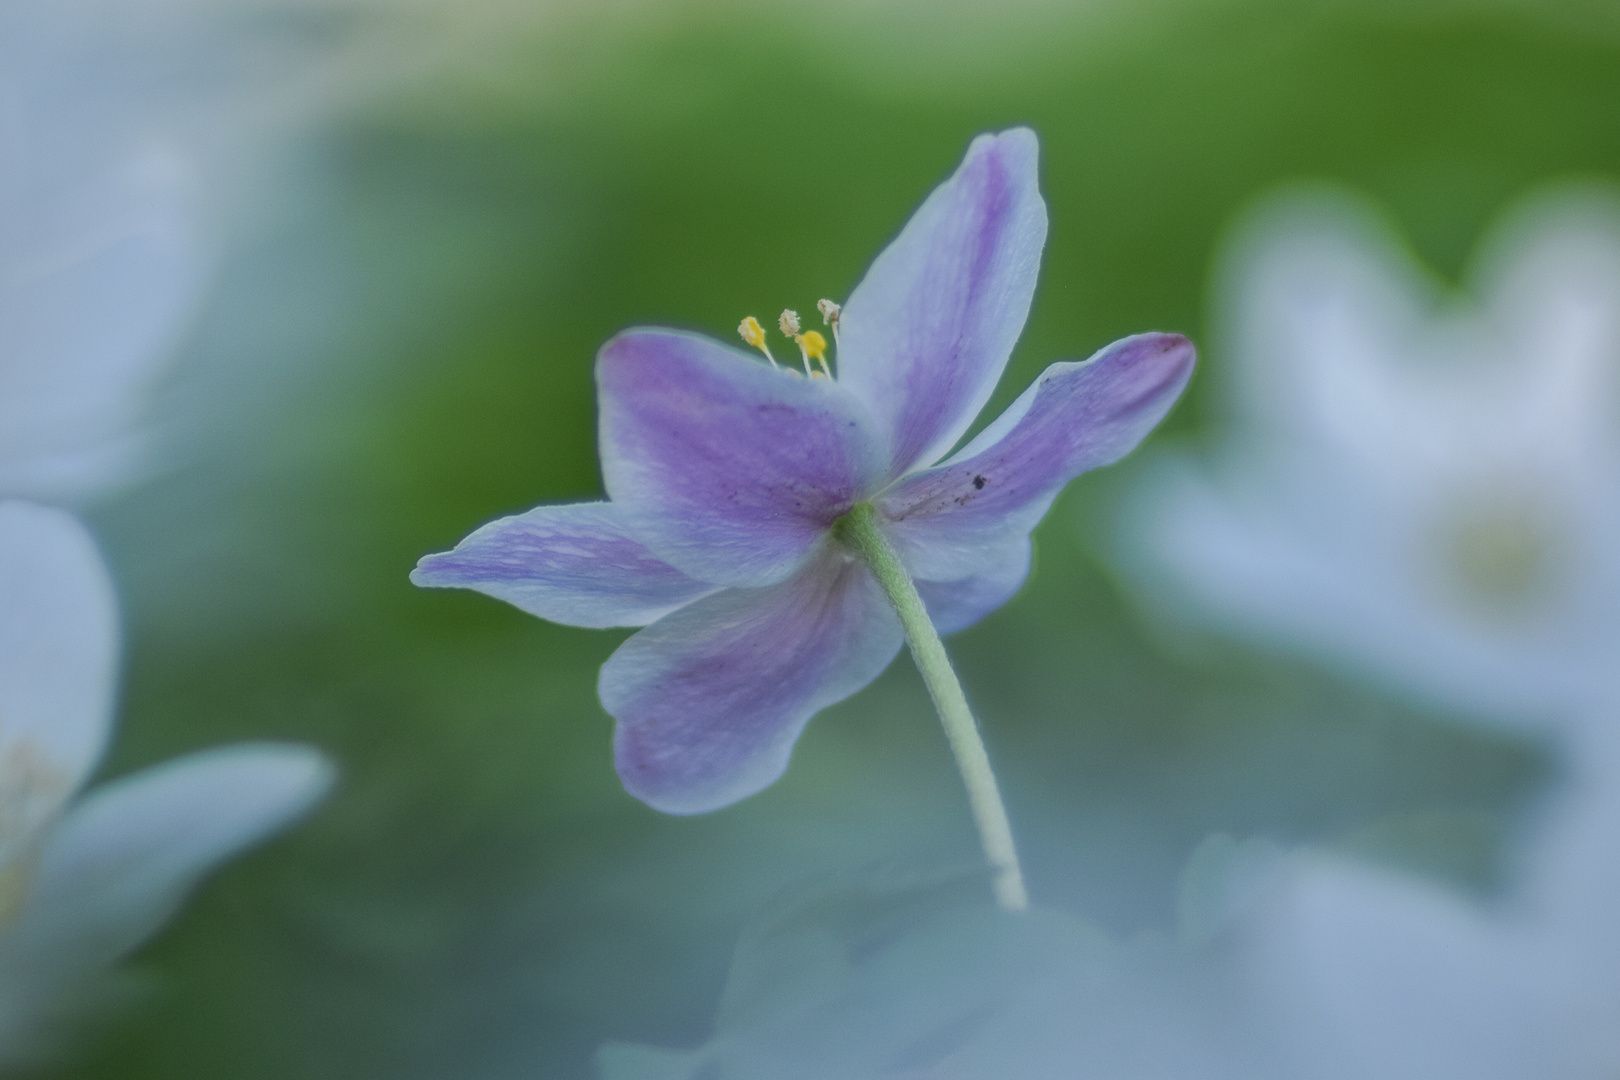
[1427,489,1566,624]
[0,729,71,926]
[738,300,841,378]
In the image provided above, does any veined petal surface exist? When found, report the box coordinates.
[600,551,903,815]
[411,502,717,628]
[838,128,1047,479]
[915,537,1033,635]
[598,330,887,588]
[879,333,1195,581]
[0,502,118,868]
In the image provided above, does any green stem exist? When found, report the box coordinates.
[838,503,1029,912]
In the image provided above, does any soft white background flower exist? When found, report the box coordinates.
[0,501,333,1065]
[1120,183,1620,728]
[1213,714,1620,1080]
[1109,185,1620,1079]
[0,1,208,503]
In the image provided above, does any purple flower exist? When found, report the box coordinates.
[413,129,1194,814]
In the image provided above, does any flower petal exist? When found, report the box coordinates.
[877,333,1195,580]
[0,150,204,500]
[600,552,903,815]
[916,537,1032,635]
[1243,856,1548,1080]
[0,744,332,1037]
[23,742,333,928]
[837,128,1048,479]
[0,502,118,867]
[598,330,888,588]
[411,502,717,628]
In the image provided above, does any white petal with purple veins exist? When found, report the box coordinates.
[412,502,717,629]
[598,329,888,589]
[838,128,1047,480]
[600,551,903,814]
[916,537,1033,635]
[880,333,1195,581]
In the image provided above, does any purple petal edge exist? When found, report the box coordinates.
[838,128,1048,480]
[601,552,903,814]
[916,536,1033,635]
[411,502,716,629]
[878,332,1196,580]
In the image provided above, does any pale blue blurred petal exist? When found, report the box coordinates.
[1119,185,1620,727]
[0,743,332,1060]
[1,2,206,504]
[0,502,117,866]
[21,742,332,930]
[1240,856,1547,1080]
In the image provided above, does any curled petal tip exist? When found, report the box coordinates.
[875,329,1196,581]
[1099,331,1197,393]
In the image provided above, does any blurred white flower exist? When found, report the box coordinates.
[1212,719,1620,1080]
[1095,184,1620,1079]
[0,500,333,1063]
[595,867,1282,1080]
[591,808,1620,1080]
[1119,184,1620,726]
[0,1,207,503]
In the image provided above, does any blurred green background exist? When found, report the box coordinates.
[51,1,1620,1076]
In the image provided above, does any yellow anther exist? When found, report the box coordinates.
[779,309,801,337]
[738,315,779,367]
[739,316,767,349]
[791,328,832,378]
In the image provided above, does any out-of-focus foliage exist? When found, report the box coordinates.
[34,1,1620,1077]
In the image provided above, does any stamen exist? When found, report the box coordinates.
[818,298,842,352]
[738,315,779,367]
[799,330,831,377]
[782,309,829,378]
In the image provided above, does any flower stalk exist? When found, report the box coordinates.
[838,502,1029,911]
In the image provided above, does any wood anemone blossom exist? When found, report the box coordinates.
[413,128,1195,908]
